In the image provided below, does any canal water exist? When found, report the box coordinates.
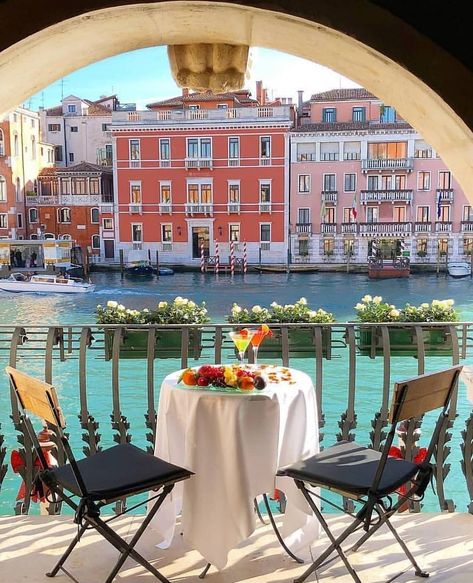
[1,271,473,515]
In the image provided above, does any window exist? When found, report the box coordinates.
[48,124,61,132]
[67,104,76,113]
[91,235,100,249]
[0,214,7,228]
[102,123,110,132]
[31,118,35,128]
[90,178,100,194]
[17,214,23,228]
[15,177,21,202]
[417,238,428,255]
[323,239,335,256]
[296,142,316,161]
[30,234,38,240]
[324,207,336,223]
[58,208,71,223]
[162,224,172,242]
[187,183,212,204]
[31,136,36,160]
[320,142,339,161]
[463,206,473,221]
[260,136,271,163]
[367,175,379,190]
[160,138,170,163]
[90,208,99,224]
[366,206,379,223]
[417,206,430,222]
[72,178,86,194]
[229,224,240,242]
[298,175,310,193]
[323,174,336,192]
[414,140,432,158]
[439,205,450,222]
[187,138,199,158]
[417,171,431,191]
[160,183,171,204]
[130,183,142,204]
[438,238,449,255]
[217,103,228,109]
[129,139,141,167]
[260,223,271,242]
[187,137,211,159]
[352,107,366,122]
[393,206,406,222]
[13,133,19,156]
[0,175,6,201]
[368,142,407,159]
[379,105,396,123]
[102,218,113,230]
[343,141,361,160]
[44,233,55,240]
[344,173,356,192]
[464,238,473,255]
[298,239,309,256]
[28,208,38,223]
[259,182,271,203]
[0,129,4,156]
[188,104,200,110]
[228,137,239,164]
[438,171,451,189]
[131,224,142,243]
[343,208,353,223]
[322,108,336,123]
[69,152,75,163]
[393,174,407,189]
[228,183,240,203]
[70,126,78,132]
[54,145,63,162]
[298,208,310,224]
[200,138,211,159]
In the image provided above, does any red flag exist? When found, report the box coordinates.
[352,193,358,220]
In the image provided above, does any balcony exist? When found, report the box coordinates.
[359,222,412,236]
[437,188,454,202]
[259,202,272,214]
[361,157,414,172]
[185,203,213,216]
[360,189,413,203]
[296,153,316,162]
[321,191,338,203]
[321,222,337,235]
[227,202,240,214]
[341,222,358,234]
[25,194,102,206]
[259,157,271,166]
[185,158,213,169]
[435,221,453,233]
[415,221,432,233]
[128,203,142,214]
[296,222,312,235]
[100,204,114,214]
[461,221,473,232]
[159,203,172,214]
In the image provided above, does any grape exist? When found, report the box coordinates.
[254,376,266,390]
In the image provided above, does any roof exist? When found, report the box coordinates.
[38,162,112,177]
[310,88,378,102]
[147,90,258,109]
[44,97,113,117]
[293,121,413,132]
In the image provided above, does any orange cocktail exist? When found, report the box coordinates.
[249,324,271,365]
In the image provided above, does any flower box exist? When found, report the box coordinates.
[357,326,453,358]
[104,328,202,360]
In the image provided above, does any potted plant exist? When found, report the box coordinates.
[416,250,427,258]
[97,297,209,359]
[227,298,335,359]
[355,295,458,357]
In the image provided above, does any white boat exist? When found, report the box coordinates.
[447,262,471,278]
[0,273,95,293]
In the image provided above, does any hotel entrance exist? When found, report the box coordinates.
[369,239,405,259]
[192,227,210,259]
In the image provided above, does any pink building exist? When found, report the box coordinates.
[290,88,470,263]
[110,88,294,265]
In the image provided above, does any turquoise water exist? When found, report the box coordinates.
[1,271,473,514]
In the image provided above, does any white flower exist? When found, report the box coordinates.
[270,301,278,308]
[97,304,102,309]
[355,303,365,311]
[188,301,196,308]
[308,310,317,318]
[158,301,168,309]
[117,304,125,311]
[390,309,400,318]
[421,303,429,309]
[284,304,294,310]
[143,308,149,313]
[174,297,188,305]
[252,305,263,313]
[373,296,382,304]
[298,297,307,305]
[432,299,441,307]
[232,304,242,313]
[446,299,455,306]
[126,309,132,314]
[107,300,118,308]
[390,305,395,309]
[362,294,372,303]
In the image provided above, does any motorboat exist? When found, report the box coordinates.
[124,250,155,278]
[157,267,174,276]
[0,273,95,293]
[447,261,471,278]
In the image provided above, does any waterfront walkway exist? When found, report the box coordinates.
[1,513,472,582]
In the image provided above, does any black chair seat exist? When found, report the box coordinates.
[47,443,192,501]
[278,440,419,496]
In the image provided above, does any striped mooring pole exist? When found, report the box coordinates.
[230,240,235,276]
[200,240,205,273]
[215,241,220,275]
[243,241,248,274]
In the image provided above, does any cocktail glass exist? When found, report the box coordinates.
[229,330,254,364]
[249,328,267,365]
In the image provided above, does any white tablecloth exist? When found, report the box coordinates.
[152,365,319,569]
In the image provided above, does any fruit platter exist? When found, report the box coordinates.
[178,364,267,392]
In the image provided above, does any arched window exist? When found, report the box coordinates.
[28,208,38,223]
[91,235,100,249]
[13,132,19,156]
[0,128,4,156]
[58,208,71,223]
[30,234,38,240]
[44,233,55,240]
[60,234,72,240]
[31,136,36,160]
[90,207,99,223]
[0,175,6,201]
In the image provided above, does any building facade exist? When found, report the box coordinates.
[290,89,471,265]
[111,89,294,265]
[0,107,53,240]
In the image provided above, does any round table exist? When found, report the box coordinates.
[151,365,320,569]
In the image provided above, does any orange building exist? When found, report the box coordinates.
[111,88,294,265]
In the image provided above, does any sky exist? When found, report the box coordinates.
[26,46,359,111]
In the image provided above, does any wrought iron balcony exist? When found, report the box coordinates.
[321,222,337,234]
[185,203,213,216]
[26,194,102,206]
[321,191,338,203]
[359,222,412,236]
[296,153,316,162]
[259,202,272,214]
[159,203,172,214]
[361,158,414,172]
[185,158,213,169]
[435,221,452,233]
[414,222,432,233]
[360,190,413,203]
[461,221,473,233]
[227,202,240,214]
[437,189,454,202]
[128,203,142,214]
[296,222,312,234]
[341,222,358,234]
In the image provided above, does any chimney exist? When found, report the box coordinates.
[256,80,263,105]
[297,90,304,110]
[182,88,189,97]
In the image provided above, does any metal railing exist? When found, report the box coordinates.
[359,222,412,235]
[415,222,432,233]
[360,190,413,203]
[321,191,338,203]
[361,158,414,171]
[296,223,312,234]
[437,189,454,202]
[435,221,453,233]
[1,322,473,516]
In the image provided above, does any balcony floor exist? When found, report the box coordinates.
[1,512,472,582]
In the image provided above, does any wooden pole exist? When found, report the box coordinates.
[155,250,160,276]
[119,249,124,276]
[215,241,219,275]
[259,246,262,271]
[200,240,205,273]
[230,240,235,276]
[83,247,90,278]
[243,241,247,274]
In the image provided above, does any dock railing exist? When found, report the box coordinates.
[1,322,473,516]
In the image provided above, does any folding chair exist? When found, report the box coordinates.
[277,365,462,583]
[5,366,193,583]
